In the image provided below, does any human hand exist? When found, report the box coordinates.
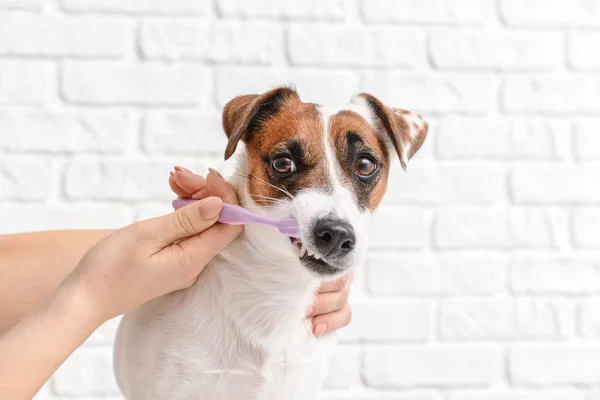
[62,171,242,326]
[170,166,352,337]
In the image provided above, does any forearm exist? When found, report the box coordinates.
[0,230,113,334]
[0,283,101,399]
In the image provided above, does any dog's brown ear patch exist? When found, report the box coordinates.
[353,93,428,170]
[222,86,300,160]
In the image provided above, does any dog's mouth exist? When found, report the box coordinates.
[289,237,342,276]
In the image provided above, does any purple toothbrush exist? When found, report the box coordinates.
[172,199,301,239]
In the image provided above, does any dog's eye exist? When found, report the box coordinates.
[271,156,296,175]
[355,157,377,178]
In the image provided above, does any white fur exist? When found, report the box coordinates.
[113,106,376,400]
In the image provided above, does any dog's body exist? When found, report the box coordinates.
[115,169,334,400]
[114,88,428,400]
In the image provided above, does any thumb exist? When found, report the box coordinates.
[136,197,223,248]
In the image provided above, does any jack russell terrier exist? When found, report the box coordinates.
[114,87,428,400]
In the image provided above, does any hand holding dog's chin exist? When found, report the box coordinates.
[58,196,242,327]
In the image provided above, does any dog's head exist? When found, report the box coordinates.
[223,87,428,278]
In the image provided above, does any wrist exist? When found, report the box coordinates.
[51,278,105,336]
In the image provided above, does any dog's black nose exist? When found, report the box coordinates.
[313,219,356,258]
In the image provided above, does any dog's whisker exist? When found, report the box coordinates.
[231,167,294,200]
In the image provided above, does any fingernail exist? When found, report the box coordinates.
[169,171,175,177]
[314,323,327,337]
[174,166,190,173]
[209,168,225,181]
[306,305,314,316]
[198,197,223,220]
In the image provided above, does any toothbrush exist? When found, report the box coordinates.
[172,199,301,239]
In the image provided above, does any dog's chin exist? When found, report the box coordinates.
[289,237,348,277]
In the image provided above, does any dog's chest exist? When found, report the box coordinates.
[114,253,334,400]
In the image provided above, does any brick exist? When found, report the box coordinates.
[62,0,209,15]
[367,253,505,296]
[361,0,494,24]
[441,299,514,340]
[579,298,600,336]
[364,346,502,387]
[323,345,361,389]
[448,390,585,400]
[339,300,431,342]
[515,298,575,339]
[0,204,133,234]
[217,0,348,20]
[509,346,600,385]
[434,207,568,249]
[362,73,492,114]
[437,117,570,160]
[369,207,430,250]
[431,30,563,71]
[511,255,600,295]
[216,68,361,109]
[501,0,600,27]
[440,298,574,340]
[573,209,600,248]
[65,159,210,201]
[140,20,283,64]
[588,391,600,400]
[385,163,505,205]
[0,61,55,105]
[511,166,600,204]
[569,32,600,69]
[0,157,52,201]
[143,112,226,155]
[288,25,425,68]
[502,76,600,114]
[0,0,43,9]
[140,18,208,61]
[0,110,134,153]
[62,62,210,106]
[0,13,130,58]
[575,120,600,160]
[290,70,361,106]
[53,347,120,396]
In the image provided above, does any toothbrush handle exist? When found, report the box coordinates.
[172,199,277,226]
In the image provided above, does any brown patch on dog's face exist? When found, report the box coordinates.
[243,100,330,205]
[329,110,390,211]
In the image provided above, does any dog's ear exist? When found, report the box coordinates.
[351,93,428,170]
[222,86,300,160]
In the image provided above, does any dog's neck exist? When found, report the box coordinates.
[209,163,321,354]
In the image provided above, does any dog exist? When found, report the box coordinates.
[113,87,428,400]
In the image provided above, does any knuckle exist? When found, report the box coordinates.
[175,210,197,236]
[338,288,350,308]
[332,276,347,292]
[344,305,353,325]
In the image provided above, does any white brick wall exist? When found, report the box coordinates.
[0,1,597,399]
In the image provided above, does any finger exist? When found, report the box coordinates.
[173,169,206,196]
[135,197,223,248]
[164,222,243,288]
[169,173,190,198]
[190,187,211,200]
[309,287,349,317]
[312,304,352,337]
[206,168,239,205]
[318,272,352,293]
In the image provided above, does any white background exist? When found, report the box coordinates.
[1,0,599,399]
